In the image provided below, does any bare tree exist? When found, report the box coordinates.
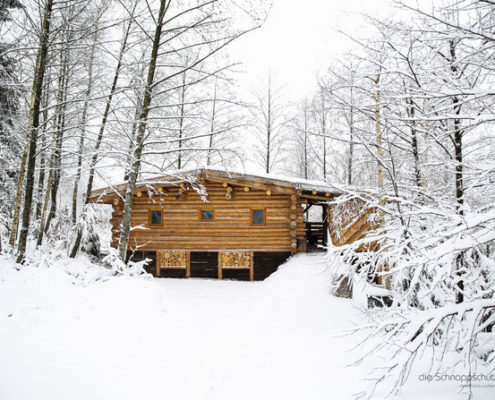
[69,5,136,258]
[15,0,54,263]
[249,71,288,173]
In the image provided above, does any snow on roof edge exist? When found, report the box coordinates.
[91,167,345,196]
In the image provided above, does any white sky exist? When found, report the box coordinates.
[230,0,395,98]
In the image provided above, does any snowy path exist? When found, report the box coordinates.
[0,253,491,399]
[153,254,364,399]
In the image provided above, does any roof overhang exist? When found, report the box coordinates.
[88,168,343,204]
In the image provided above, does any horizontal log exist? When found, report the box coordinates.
[125,238,291,244]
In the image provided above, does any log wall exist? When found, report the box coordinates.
[110,180,305,252]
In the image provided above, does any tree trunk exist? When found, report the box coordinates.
[321,94,327,180]
[453,96,464,303]
[375,74,390,290]
[177,67,187,169]
[375,76,384,189]
[44,41,70,235]
[266,74,271,173]
[35,87,50,220]
[118,0,168,260]
[123,105,141,182]
[206,78,217,166]
[69,15,133,258]
[72,29,97,224]
[449,39,465,304]
[16,0,54,263]
[303,104,308,180]
[348,84,354,185]
[38,32,70,245]
[9,140,28,246]
[406,97,422,188]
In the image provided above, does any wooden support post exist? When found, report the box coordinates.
[217,252,222,280]
[156,258,160,277]
[185,252,190,278]
[249,252,254,281]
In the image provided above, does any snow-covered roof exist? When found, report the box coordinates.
[89,168,343,201]
[165,168,342,193]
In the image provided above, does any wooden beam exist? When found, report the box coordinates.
[218,253,222,279]
[205,177,294,194]
[156,254,161,277]
[185,252,190,278]
[249,253,254,281]
[299,193,334,202]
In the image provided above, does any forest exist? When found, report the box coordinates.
[0,0,494,399]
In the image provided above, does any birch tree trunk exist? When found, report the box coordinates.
[16,0,54,263]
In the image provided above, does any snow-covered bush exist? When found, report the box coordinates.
[328,189,495,398]
[69,204,111,260]
[102,248,149,277]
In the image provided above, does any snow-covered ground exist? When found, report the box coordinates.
[0,253,492,399]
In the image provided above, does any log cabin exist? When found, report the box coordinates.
[89,168,374,280]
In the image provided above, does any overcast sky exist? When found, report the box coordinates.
[230,0,395,98]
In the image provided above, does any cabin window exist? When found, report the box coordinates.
[251,208,266,225]
[149,208,163,226]
[199,209,215,222]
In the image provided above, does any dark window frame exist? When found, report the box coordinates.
[250,208,266,226]
[199,208,215,222]
[148,208,163,226]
